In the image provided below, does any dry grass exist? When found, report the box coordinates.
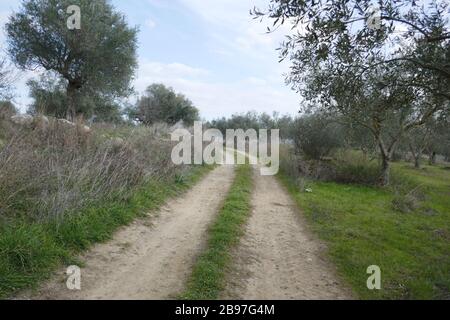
[0,117,212,297]
[0,119,180,224]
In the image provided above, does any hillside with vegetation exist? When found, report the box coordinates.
[0,0,449,301]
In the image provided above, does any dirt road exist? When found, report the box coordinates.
[222,169,352,300]
[21,165,235,300]
[19,161,352,300]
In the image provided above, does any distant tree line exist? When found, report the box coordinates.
[206,111,296,141]
[208,111,450,169]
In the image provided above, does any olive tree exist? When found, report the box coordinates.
[423,116,450,164]
[128,84,199,126]
[27,74,69,118]
[406,125,432,168]
[27,73,124,123]
[293,114,344,160]
[0,57,15,100]
[254,0,449,90]
[301,55,445,184]
[254,0,450,185]
[6,0,138,120]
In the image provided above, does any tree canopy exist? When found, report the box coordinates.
[6,0,138,120]
[0,57,15,100]
[27,73,124,123]
[255,0,450,185]
[128,84,200,126]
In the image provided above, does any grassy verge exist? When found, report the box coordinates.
[278,163,450,299]
[0,165,213,299]
[180,164,253,300]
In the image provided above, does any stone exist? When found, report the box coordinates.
[10,114,34,126]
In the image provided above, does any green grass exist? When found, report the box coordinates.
[180,164,253,300]
[0,165,213,299]
[279,162,450,300]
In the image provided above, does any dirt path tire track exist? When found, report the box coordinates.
[222,169,352,300]
[20,165,235,300]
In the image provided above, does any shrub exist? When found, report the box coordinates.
[0,101,16,119]
[280,146,382,185]
[279,144,310,191]
[391,191,421,213]
[332,150,381,185]
[0,120,181,224]
[293,114,344,160]
[279,144,299,177]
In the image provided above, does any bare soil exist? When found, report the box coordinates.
[18,165,235,300]
[17,162,352,300]
[221,169,352,300]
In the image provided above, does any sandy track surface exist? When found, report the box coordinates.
[222,169,352,300]
[20,165,235,300]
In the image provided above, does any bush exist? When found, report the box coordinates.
[280,147,382,186]
[279,144,299,177]
[279,144,309,191]
[293,114,344,160]
[332,150,381,185]
[391,191,421,213]
[0,101,16,119]
[0,119,181,223]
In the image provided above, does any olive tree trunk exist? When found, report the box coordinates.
[429,151,436,165]
[66,82,78,121]
[380,154,391,186]
[409,144,421,169]
[377,135,399,187]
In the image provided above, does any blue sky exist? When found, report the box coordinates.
[0,0,300,119]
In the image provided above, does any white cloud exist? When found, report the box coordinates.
[137,61,209,83]
[178,0,296,77]
[146,0,172,9]
[179,1,286,48]
[179,0,251,28]
[145,18,156,30]
[134,60,299,120]
[170,0,304,119]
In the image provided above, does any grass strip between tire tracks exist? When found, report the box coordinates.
[181,164,253,300]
